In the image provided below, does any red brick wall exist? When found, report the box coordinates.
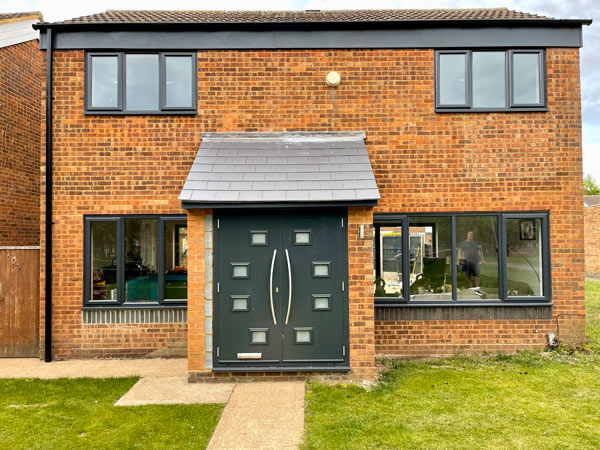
[41,48,584,364]
[0,39,42,246]
[585,205,600,276]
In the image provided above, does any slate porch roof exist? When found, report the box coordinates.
[179,132,380,206]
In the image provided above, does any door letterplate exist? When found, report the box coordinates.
[237,353,262,359]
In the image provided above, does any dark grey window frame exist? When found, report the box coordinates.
[85,51,197,115]
[374,212,551,307]
[83,214,187,308]
[435,49,547,112]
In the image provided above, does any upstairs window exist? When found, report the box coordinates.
[86,52,197,114]
[435,50,546,112]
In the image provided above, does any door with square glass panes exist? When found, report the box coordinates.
[214,210,349,370]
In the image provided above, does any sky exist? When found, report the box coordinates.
[3,0,598,180]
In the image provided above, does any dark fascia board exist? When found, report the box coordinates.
[37,24,587,50]
[32,18,593,31]
[181,200,377,210]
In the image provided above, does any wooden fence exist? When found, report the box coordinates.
[0,247,39,357]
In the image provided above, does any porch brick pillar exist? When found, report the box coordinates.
[348,207,376,381]
[187,209,211,373]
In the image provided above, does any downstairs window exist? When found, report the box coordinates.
[84,215,188,307]
[374,212,550,304]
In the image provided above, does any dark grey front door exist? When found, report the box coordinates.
[214,209,348,371]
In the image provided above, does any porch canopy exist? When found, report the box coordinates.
[179,132,380,209]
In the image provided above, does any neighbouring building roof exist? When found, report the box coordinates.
[584,196,600,207]
[179,132,380,207]
[0,11,42,25]
[36,8,592,27]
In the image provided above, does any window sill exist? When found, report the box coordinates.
[435,107,548,113]
[375,300,552,308]
[82,304,187,310]
[84,110,197,116]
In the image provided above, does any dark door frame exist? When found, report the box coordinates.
[212,208,350,372]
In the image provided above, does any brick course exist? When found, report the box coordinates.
[41,48,584,373]
[0,39,42,246]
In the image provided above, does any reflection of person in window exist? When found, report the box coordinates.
[458,231,485,288]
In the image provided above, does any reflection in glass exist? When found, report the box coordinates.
[375,225,404,298]
[513,53,541,104]
[409,217,453,301]
[91,56,118,108]
[125,219,158,302]
[165,56,193,108]
[91,221,117,300]
[506,218,543,296]
[165,221,187,300]
[439,53,466,105]
[126,54,159,110]
[456,216,499,300]
[473,52,506,108]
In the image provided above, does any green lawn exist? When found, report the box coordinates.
[0,377,223,449]
[586,280,600,352]
[304,281,600,449]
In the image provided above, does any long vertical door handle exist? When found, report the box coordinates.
[269,249,277,325]
[285,249,292,325]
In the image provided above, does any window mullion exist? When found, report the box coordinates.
[158,219,166,303]
[402,216,411,301]
[117,218,125,305]
[499,214,507,301]
[159,53,166,111]
[451,215,457,301]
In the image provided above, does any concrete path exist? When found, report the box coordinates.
[1,359,307,449]
[115,376,234,406]
[207,382,305,450]
[0,358,188,378]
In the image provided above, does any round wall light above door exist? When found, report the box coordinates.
[326,71,341,87]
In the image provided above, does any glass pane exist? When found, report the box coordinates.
[439,53,466,105]
[513,53,541,104]
[251,331,266,344]
[232,265,248,277]
[91,221,117,300]
[473,52,506,108]
[165,221,187,300]
[125,219,158,302]
[314,264,329,277]
[296,330,311,343]
[506,218,543,296]
[251,232,267,245]
[408,217,452,301]
[375,225,404,298]
[165,56,193,108]
[314,297,329,309]
[232,297,248,311]
[126,54,159,110]
[91,56,118,108]
[456,217,499,300]
[295,232,311,244]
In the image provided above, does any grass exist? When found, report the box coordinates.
[0,377,223,450]
[585,279,600,352]
[303,281,600,450]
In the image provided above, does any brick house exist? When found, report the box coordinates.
[0,12,43,357]
[0,12,43,247]
[584,196,600,277]
[34,9,590,381]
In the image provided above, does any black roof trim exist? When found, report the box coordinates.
[33,17,592,31]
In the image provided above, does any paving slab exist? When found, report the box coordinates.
[0,358,188,379]
[115,376,234,406]
[207,381,305,450]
